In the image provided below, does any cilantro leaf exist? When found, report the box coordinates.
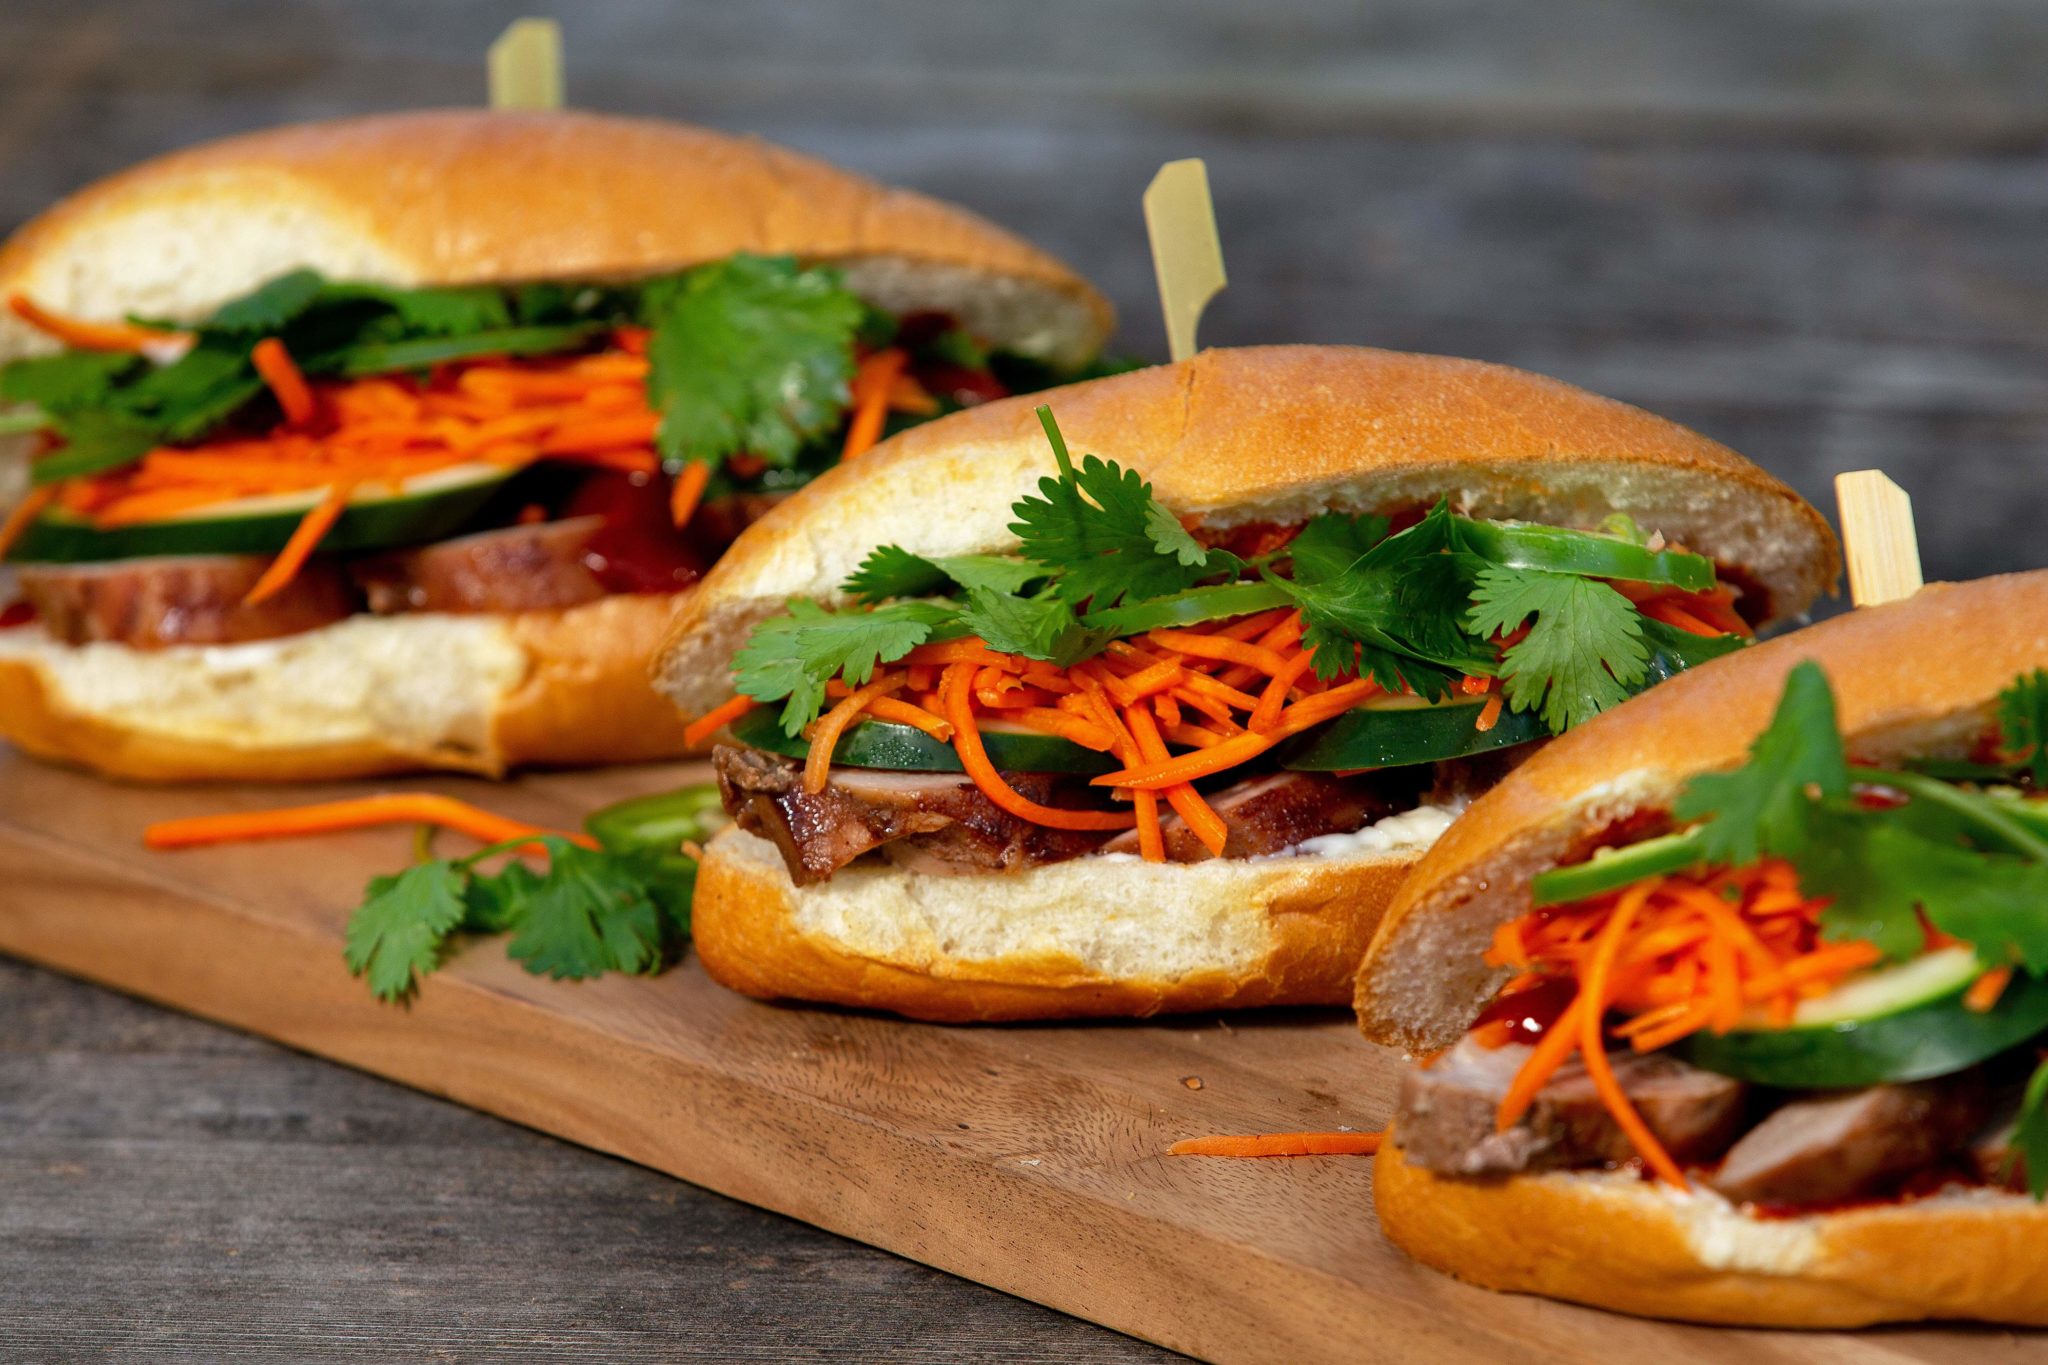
[957,588,1113,666]
[1467,567,1647,732]
[2000,669,2048,786]
[733,598,958,735]
[461,858,545,934]
[841,546,1041,604]
[1008,407,1217,609]
[2012,1059,2048,1200]
[204,268,328,332]
[640,254,865,467]
[0,351,141,413]
[343,861,469,1003]
[1287,512,1390,584]
[1674,661,1849,866]
[504,838,666,981]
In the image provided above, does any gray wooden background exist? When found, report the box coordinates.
[3,1,2044,1360]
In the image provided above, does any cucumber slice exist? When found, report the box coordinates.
[1280,695,1546,770]
[584,784,727,856]
[1531,829,1706,905]
[1678,951,2048,1088]
[1455,520,1716,591]
[1080,581,1294,635]
[6,462,515,563]
[728,707,1116,775]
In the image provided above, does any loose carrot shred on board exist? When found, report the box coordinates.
[683,694,757,748]
[251,338,317,427]
[143,794,596,853]
[8,292,186,352]
[1168,1131,1383,1158]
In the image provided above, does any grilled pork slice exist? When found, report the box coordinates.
[713,746,1108,885]
[351,517,607,614]
[1395,1036,1748,1177]
[17,555,358,649]
[1708,1074,1991,1207]
[1101,770,1395,861]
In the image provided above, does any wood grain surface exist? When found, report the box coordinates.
[0,751,2033,1363]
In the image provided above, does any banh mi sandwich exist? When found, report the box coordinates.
[656,345,1840,1021]
[1358,570,2048,1326]
[0,109,1114,781]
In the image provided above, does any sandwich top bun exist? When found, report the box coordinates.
[1355,568,2048,1053]
[0,108,1112,372]
[655,344,1842,716]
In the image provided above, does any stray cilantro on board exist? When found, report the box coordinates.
[730,404,1736,736]
[341,786,724,1003]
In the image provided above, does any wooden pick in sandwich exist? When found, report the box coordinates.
[1142,159,1227,364]
[488,18,565,111]
[1835,469,1924,607]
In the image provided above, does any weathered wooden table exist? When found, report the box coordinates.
[4,1,2047,1359]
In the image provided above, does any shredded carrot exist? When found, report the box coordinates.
[684,694,757,748]
[251,338,317,427]
[804,674,904,793]
[1966,965,2015,1013]
[1248,648,1318,733]
[143,794,596,852]
[1125,703,1228,857]
[1168,1131,1383,1157]
[841,348,908,460]
[1147,628,1291,677]
[865,696,954,741]
[669,459,712,529]
[1000,709,1117,751]
[9,292,185,352]
[1576,884,1686,1187]
[241,480,354,606]
[1475,693,1504,732]
[0,483,56,560]
[941,664,1136,832]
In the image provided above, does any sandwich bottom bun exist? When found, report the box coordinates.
[0,592,691,782]
[689,824,1429,1022]
[1374,1138,2048,1326]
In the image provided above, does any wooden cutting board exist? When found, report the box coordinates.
[0,749,2004,1363]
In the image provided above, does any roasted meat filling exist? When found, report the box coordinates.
[713,746,1406,883]
[1395,1034,2003,1209]
[17,555,358,649]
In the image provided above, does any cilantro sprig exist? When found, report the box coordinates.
[731,406,1738,736]
[4,255,875,488]
[342,786,722,1003]
[1670,662,2048,971]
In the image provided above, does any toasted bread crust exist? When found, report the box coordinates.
[1375,1138,2048,1326]
[0,108,1110,367]
[656,345,1841,717]
[1356,570,2048,1052]
[689,826,1415,1022]
[0,592,693,782]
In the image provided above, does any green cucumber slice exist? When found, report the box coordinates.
[728,707,1116,775]
[1531,829,1707,905]
[1080,581,1294,635]
[1455,520,1716,590]
[1678,951,2048,1088]
[1280,695,1546,770]
[6,461,515,563]
[584,783,727,856]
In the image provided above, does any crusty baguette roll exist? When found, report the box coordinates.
[0,591,690,782]
[0,108,1111,369]
[655,345,1839,717]
[1374,1144,2048,1327]
[664,344,1841,1020]
[0,108,1112,780]
[1357,569,2048,1326]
